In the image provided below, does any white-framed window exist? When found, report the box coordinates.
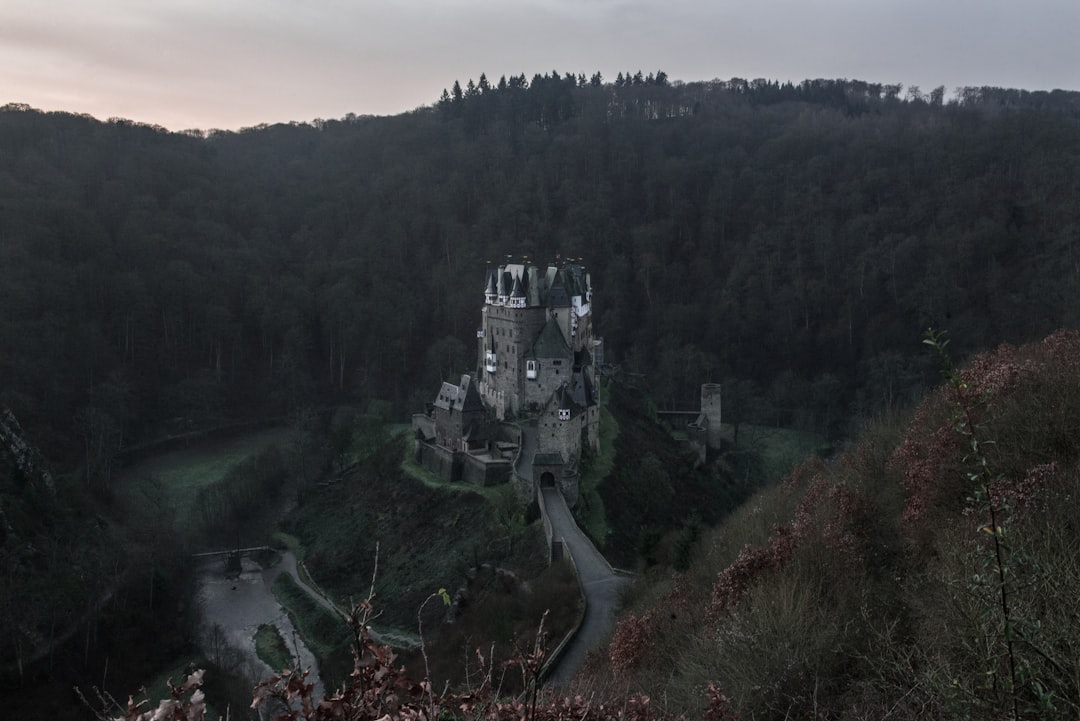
[526,360,537,379]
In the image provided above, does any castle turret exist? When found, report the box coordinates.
[508,275,526,309]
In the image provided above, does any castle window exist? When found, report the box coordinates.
[558,408,571,421]
[526,360,537,379]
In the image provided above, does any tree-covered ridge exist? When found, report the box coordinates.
[3,74,1080,468]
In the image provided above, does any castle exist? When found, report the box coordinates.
[412,260,602,505]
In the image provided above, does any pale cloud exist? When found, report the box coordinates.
[1,0,1077,131]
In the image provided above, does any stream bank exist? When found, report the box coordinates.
[194,550,326,701]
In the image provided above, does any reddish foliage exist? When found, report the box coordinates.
[989,461,1059,513]
[107,670,207,721]
[122,606,731,721]
[664,574,693,616]
[894,430,960,523]
[609,610,659,672]
[890,333,1080,529]
[703,684,740,721]
[706,465,868,623]
[705,532,794,622]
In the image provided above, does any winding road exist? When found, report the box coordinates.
[540,486,631,685]
[515,420,631,686]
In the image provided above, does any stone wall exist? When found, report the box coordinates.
[478,304,548,415]
[537,409,583,469]
[461,454,513,486]
[412,413,435,442]
[586,405,600,453]
[416,441,459,481]
[701,383,724,449]
[522,358,572,411]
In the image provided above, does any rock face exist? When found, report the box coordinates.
[0,406,54,495]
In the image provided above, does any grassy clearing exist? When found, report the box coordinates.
[254,624,294,672]
[115,426,298,530]
[726,424,824,483]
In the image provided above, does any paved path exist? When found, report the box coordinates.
[540,486,631,686]
[284,552,420,649]
[513,419,630,685]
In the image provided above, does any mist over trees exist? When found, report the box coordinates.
[3,73,1080,462]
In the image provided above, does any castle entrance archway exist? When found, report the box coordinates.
[540,471,555,488]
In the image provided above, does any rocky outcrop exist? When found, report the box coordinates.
[0,406,54,495]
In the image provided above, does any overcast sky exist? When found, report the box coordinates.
[3,0,1079,132]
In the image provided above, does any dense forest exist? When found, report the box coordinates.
[4,73,1080,476]
[4,72,1080,716]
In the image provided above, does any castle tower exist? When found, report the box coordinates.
[701,383,723,449]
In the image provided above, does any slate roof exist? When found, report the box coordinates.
[529,316,570,359]
[546,272,571,308]
[433,374,485,413]
[570,370,592,407]
[433,381,460,411]
[556,384,579,413]
[456,374,485,412]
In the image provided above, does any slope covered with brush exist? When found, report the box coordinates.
[582,329,1080,719]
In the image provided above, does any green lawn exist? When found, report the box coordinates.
[114,427,298,530]
[254,623,295,673]
[722,423,824,483]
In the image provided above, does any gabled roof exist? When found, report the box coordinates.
[529,316,570,359]
[433,381,460,411]
[433,374,485,413]
[546,272,571,308]
[556,384,578,411]
[570,370,592,407]
[455,374,485,413]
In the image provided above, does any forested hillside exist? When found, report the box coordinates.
[4,76,1080,470]
[582,330,1080,719]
